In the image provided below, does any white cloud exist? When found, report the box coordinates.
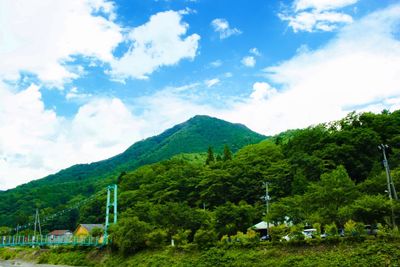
[2,4,400,190]
[280,0,358,32]
[110,10,200,80]
[294,0,359,11]
[0,0,123,87]
[249,48,261,56]
[205,78,220,88]
[229,4,400,134]
[69,98,144,158]
[211,18,242,39]
[210,60,223,68]
[241,56,256,67]
[65,87,92,101]
[224,72,233,78]
[0,83,143,189]
[280,11,353,32]
[250,82,277,101]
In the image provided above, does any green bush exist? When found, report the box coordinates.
[269,224,289,242]
[344,219,357,236]
[110,216,152,255]
[325,222,338,236]
[145,229,168,249]
[194,228,218,249]
[172,229,191,247]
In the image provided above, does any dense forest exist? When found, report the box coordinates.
[0,115,265,228]
[1,110,400,256]
[98,110,400,254]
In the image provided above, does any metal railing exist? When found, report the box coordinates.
[0,235,102,247]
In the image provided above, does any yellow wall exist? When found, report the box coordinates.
[74,225,90,236]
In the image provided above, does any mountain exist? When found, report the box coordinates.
[0,115,266,226]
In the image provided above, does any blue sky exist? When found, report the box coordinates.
[0,0,399,189]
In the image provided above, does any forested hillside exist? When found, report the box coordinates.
[101,110,400,253]
[0,115,265,227]
[2,110,400,256]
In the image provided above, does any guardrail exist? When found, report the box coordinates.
[0,235,102,247]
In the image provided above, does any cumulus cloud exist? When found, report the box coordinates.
[250,82,277,101]
[0,0,123,87]
[280,0,358,32]
[227,4,400,134]
[110,10,200,80]
[211,18,242,39]
[0,83,143,189]
[241,56,256,67]
[2,4,400,190]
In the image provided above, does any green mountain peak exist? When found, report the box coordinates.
[0,115,266,226]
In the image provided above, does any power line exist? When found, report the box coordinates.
[0,188,106,235]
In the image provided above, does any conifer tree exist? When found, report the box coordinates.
[223,145,232,161]
[206,146,215,165]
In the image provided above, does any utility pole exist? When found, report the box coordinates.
[33,209,42,247]
[379,144,397,228]
[263,182,270,236]
[379,144,398,200]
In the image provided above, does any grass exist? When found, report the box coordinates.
[0,239,399,266]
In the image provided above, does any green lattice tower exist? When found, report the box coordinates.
[104,184,117,245]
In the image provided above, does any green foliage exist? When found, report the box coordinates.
[223,145,232,161]
[0,115,265,228]
[269,224,289,242]
[206,146,215,165]
[344,219,357,236]
[2,110,400,258]
[145,229,168,249]
[90,227,103,237]
[194,228,218,249]
[172,229,191,247]
[110,216,151,255]
[325,223,338,236]
[214,201,258,237]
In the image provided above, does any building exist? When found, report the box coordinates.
[74,224,104,237]
[48,230,72,239]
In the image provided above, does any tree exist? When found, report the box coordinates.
[305,166,358,224]
[223,145,232,161]
[90,227,103,237]
[206,146,215,165]
[339,195,393,224]
[110,215,151,255]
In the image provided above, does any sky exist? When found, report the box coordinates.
[0,0,400,190]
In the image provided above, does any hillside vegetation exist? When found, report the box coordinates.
[1,110,400,266]
[101,110,400,255]
[0,115,265,228]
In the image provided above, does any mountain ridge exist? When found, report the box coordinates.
[0,115,267,226]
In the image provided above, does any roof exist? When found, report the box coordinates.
[48,230,72,236]
[251,221,270,230]
[79,224,104,232]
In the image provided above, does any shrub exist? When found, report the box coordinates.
[109,216,151,255]
[344,220,357,236]
[172,229,191,247]
[269,224,289,242]
[194,228,218,249]
[145,229,168,249]
[325,223,338,236]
